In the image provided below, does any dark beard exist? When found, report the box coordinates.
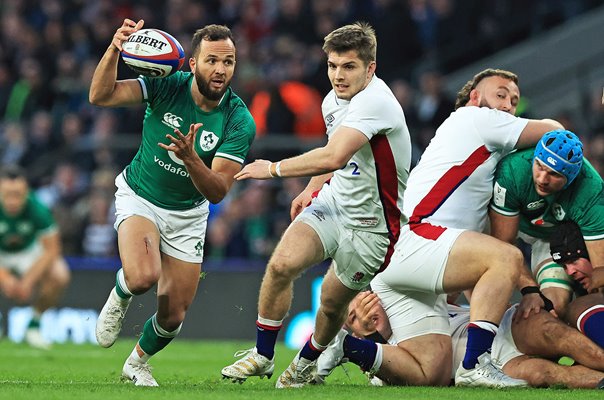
[478,98,492,108]
[194,69,229,101]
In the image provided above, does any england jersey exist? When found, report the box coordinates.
[321,75,411,236]
[404,106,528,233]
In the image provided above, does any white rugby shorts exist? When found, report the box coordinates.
[0,241,44,275]
[376,224,464,294]
[295,185,390,290]
[114,173,209,263]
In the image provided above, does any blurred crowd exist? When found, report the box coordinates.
[0,0,603,261]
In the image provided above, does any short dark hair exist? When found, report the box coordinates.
[454,68,518,110]
[322,22,377,66]
[191,24,235,56]
[0,164,27,180]
[550,220,589,264]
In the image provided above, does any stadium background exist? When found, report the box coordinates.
[0,0,603,346]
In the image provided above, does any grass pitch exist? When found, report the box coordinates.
[0,339,601,400]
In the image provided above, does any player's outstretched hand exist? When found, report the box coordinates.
[514,293,543,322]
[234,159,273,181]
[159,123,203,164]
[112,18,144,51]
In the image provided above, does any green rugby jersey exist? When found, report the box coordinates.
[0,194,56,252]
[490,148,604,240]
[125,71,255,210]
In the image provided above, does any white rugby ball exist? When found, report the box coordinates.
[121,29,185,78]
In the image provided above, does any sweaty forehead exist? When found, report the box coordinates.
[199,39,235,57]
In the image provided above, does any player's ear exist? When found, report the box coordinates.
[189,57,196,72]
[468,88,480,106]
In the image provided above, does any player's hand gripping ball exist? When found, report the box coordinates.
[121,29,185,78]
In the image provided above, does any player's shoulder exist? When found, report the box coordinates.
[499,148,533,166]
[25,194,54,219]
[573,159,604,194]
[140,71,191,100]
[222,88,256,132]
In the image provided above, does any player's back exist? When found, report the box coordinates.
[403,106,527,232]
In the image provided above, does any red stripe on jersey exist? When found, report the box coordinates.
[578,306,604,333]
[409,222,446,240]
[409,145,492,228]
[370,135,400,273]
[256,321,282,331]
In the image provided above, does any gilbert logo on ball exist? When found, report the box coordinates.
[121,29,185,78]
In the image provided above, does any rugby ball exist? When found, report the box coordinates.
[121,29,185,78]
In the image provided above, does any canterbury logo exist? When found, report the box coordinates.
[547,156,557,166]
[162,113,183,128]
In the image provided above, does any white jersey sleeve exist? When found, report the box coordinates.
[470,107,528,153]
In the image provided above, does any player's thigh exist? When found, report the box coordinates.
[268,221,325,277]
[397,333,452,382]
[443,230,522,292]
[117,215,162,275]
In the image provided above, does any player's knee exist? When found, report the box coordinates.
[129,269,160,292]
[492,244,523,280]
[266,256,299,282]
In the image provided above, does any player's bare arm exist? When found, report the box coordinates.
[514,119,564,149]
[235,126,369,181]
[159,123,239,204]
[89,18,144,107]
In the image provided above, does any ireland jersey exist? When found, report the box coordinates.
[0,194,56,252]
[490,148,604,240]
[125,71,255,210]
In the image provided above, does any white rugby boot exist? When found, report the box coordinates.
[275,350,318,388]
[122,357,159,387]
[221,347,274,382]
[96,288,132,348]
[455,353,528,388]
[24,328,52,350]
[316,329,348,383]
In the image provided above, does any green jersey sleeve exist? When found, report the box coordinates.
[490,150,533,216]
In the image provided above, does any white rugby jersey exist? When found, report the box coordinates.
[321,75,412,238]
[403,106,528,235]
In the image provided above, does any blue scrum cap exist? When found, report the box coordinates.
[533,130,583,188]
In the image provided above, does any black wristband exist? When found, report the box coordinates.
[365,331,387,344]
[539,292,555,312]
[520,286,541,295]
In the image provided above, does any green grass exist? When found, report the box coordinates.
[0,339,601,400]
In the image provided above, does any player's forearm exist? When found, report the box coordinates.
[185,158,230,204]
[89,45,121,106]
[517,265,539,290]
[276,147,345,178]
